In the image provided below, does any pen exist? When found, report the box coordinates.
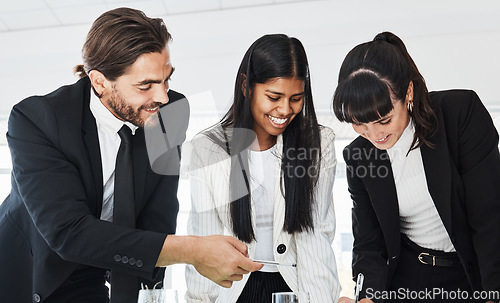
[354,273,364,303]
[252,259,297,267]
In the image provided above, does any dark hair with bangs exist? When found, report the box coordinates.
[211,34,321,243]
[333,32,437,151]
[334,70,394,124]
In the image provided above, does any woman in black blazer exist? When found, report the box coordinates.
[333,32,500,302]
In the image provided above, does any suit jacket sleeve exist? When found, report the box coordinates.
[7,96,168,280]
[344,142,389,301]
[444,90,500,290]
[294,126,342,302]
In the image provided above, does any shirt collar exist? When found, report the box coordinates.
[388,118,415,154]
[89,90,138,136]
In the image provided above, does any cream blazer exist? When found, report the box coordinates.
[185,126,341,302]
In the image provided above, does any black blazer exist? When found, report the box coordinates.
[344,90,500,298]
[0,77,187,302]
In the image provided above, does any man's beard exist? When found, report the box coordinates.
[107,86,161,128]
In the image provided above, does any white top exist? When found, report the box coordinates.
[387,120,455,252]
[248,145,278,272]
[89,92,138,222]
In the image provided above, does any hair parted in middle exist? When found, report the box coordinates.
[210,34,321,243]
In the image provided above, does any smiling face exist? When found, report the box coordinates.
[92,48,174,128]
[249,77,304,150]
[352,99,410,150]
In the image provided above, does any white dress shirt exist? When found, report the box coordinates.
[387,120,455,252]
[89,93,138,222]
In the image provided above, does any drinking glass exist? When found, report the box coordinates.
[272,292,310,303]
[137,289,178,303]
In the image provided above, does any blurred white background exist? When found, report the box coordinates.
[1,0,500,301]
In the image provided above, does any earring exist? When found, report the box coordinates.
[407,99,413,112]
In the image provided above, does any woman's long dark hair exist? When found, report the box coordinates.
[212,34,321,243]
[333,31,437,151]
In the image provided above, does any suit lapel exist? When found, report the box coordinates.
[420,109,452,230]
[81,87,104,216]
[359,143,401,253]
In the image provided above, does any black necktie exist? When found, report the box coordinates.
[114,125,136,227]
[112,125,137,302]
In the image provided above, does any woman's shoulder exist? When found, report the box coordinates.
[430,89,482,114]
[319,125,336,142]
[191,124,229,153]
[429,89,493,131]
[318,126,337,164]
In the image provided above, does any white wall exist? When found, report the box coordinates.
[1,0,500,122]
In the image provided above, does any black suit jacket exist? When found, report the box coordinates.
[0,77,187,302]
[344,90,500,299]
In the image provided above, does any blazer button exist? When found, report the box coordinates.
[114,254,121,262]
[277,244,286,254]
[387,255,397,265]
[136,260,143,268]
[129,258,136,265]
[33,293,41,302]
[121,256,129,264]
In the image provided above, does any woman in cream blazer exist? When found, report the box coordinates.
[185,34,341,303]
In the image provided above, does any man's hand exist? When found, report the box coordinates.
[156,235,263,288]
[189,235,263,287]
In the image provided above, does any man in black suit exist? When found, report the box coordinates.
[0,7,261,303]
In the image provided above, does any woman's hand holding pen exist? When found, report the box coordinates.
[338,273,373,303]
